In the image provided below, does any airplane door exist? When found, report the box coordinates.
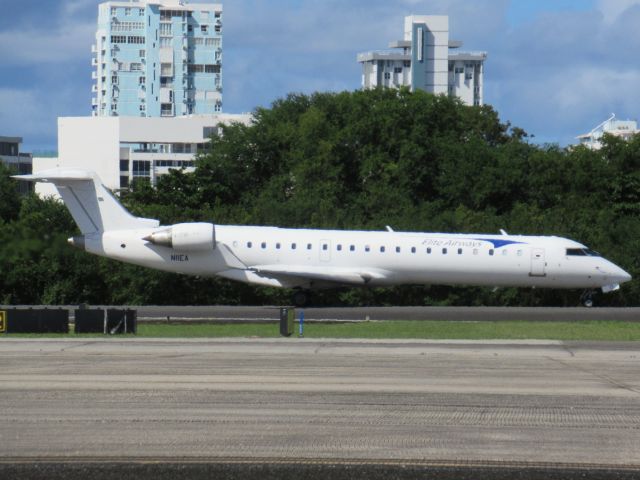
[530,248,546,277]
[319,239,331,263]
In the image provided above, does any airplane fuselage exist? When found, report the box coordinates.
[82,225,630,291]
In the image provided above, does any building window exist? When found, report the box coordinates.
[111,7,117,15]
[139,8,144,16]
[201,25,208,34]
[128,36,144,44]
[125,7,131,15]
[394,67,402,74]
[120,176,129,188]
[132,160,150,177]
[139,76,146,84]
[160,37,171,47]
[130,63,142,71]
[161,103,173,116]
[139,49,145,57]
[119,160,129,172]
[111,35,127,43]
[159,23,172,35]
[384,72,391,80]
[455,67,464,74]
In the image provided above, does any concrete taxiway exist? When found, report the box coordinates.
[0,337,639,478]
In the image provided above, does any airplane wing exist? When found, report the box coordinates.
[249,265,390,286]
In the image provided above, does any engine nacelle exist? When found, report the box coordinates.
[143,223,216,252]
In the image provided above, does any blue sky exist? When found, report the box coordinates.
[1,0,639,151]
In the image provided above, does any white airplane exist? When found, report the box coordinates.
[16,169,631,307]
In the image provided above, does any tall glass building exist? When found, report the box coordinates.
[92,0,223,117]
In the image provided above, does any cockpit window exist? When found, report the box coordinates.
[566,248,601,257]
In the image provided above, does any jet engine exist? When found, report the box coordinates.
[143,223,215,252]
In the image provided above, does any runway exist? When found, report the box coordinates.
[0,337,639,479]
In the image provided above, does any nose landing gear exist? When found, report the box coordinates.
[580,289,597,308]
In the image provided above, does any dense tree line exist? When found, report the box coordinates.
[1,89,638,306]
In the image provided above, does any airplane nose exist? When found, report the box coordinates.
[618,268,632,284]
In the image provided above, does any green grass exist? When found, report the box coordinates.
[135,320,640,341]
[3,320,640,341]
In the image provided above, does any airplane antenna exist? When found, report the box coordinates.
[386,226,394,232]
[500,229,508,236]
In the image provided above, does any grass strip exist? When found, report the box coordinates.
[3,320,640,341]
[136,320,640,341]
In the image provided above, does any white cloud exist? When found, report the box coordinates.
[597,0,640,23]
[0,22,94,65]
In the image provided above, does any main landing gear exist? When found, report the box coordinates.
[580,289,597,308]
[292,290,311,308]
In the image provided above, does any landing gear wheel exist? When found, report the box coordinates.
[292,290,310,308]
[580,290,595,308]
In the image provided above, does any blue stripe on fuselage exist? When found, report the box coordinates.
[472,239,527,249]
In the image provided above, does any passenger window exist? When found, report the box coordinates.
[261,242,266,249]
[517,250,523,256]
[427,248,432,254]
[396,246,401,253]
[365,245,370,252]
[350,245,355,252]
[411,247,416,254]
[473,248,478,255]
[322,244,328,251]
[442,248,447,255]
[337,244,342,251]
[291,243,296,250]
[380,246,385,253]
[458,248,463,255]
[247,241,252,248]
[276,243,281,249]
[307,243,312,250]
[489,249,494,256]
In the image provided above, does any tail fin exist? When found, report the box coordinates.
[14,169,159,234]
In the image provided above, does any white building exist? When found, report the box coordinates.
[576,114,639,150]
[93,0,223,117]
[0,136,32,194]
[34,114,251,197]
[357,15,486,106]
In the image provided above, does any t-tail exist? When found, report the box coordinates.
[13,169,159,244]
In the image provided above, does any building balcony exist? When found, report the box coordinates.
[91,44,97,53]
[92,58,98,66]
[91,84,98,93]
[91,97,98,106]
[92,71,98,80]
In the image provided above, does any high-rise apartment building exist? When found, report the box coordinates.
[357,15,487,106]
[92,0,223,117]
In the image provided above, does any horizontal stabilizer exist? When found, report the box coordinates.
[13,168,159,234]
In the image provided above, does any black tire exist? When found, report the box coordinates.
[292,290,309,307]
